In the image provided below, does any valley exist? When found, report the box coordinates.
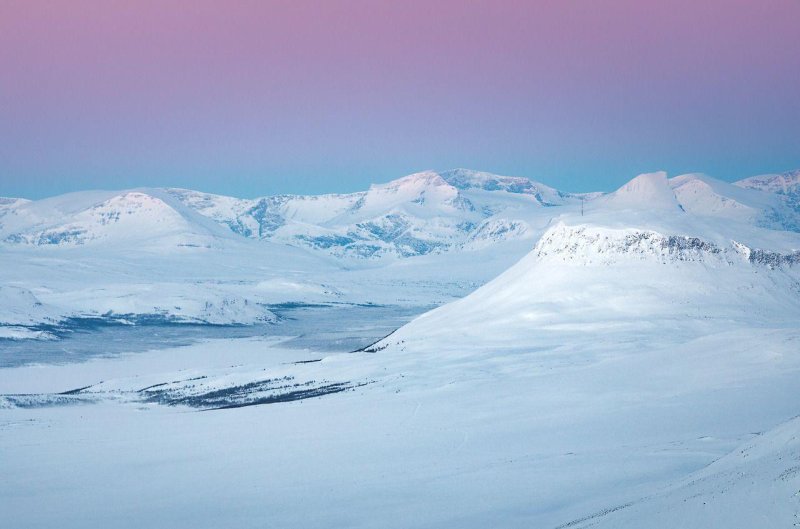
[2,168,800,528]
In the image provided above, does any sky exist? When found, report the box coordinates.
[1,0,799,199]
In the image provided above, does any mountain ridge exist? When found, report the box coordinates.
[4,168,798,257]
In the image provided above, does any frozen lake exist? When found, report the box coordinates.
[0,303,433,368]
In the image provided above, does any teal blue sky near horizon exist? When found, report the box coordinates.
[1,0,799,200]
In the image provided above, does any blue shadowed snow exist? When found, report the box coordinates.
[0,304,433,368]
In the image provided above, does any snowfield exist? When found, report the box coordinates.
[568,414,800,528]
[1,168,800,528]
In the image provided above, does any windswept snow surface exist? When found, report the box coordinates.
[2,320,799,528]
[2,169,800,528]
[563,415,800,529]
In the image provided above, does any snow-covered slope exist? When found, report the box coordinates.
[670,171,799,231]
[590,170,800,232]
[0,196,30,213]
[736,169,800,224]
[568,415,800,529]
[340,171,800,526]
[736,168,800,195]
[439,168,568,205]
[372,224,800,354]
[0,189,239,249]
[601,171,682,211]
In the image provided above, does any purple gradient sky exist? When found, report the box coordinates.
[1,0,799,198]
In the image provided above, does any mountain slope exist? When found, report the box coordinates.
[0,189,239,249]
[736,169,800,195]
[439,168,568,206]
[585,170,800,234]
[736,169,800,226]
[372,222,800,355]
[600,171,682,211]
[568,415,800,529]
[350,172,800,526]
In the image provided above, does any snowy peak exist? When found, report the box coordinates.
[441,168,527,191]
[0,197,30,230]
[604,171,682,211]
[668,173,765,221]
[360,171,466,213]
[6,167,800,258]
[440,168,566,206]
[592,171,800,232]
[735,170,800,223]
[1,190,225,248]
[4,169,572,259]
[735,169,800,195]
[0,197,29,207]
[366,169,567,208]
[163,188,251,219]
[92,191,179,220]
[375,170,451,191]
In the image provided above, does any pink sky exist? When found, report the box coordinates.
[1,0,799,197]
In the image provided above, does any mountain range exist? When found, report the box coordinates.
[1,168,799,330]
[3,168,798,256]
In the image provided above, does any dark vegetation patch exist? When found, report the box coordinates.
[139,376,368,410]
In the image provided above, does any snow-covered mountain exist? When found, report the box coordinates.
[735,168,800,194]
[4,168,799,257]
[2,168,799,329]
[341,170,800,526]
[735,169,800,221]
[163,169,578,258]
[0,189,238,249]
[372,220,800,344]
[371,171,800,355]
[0,169,574,258]
[594,170,800,232]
